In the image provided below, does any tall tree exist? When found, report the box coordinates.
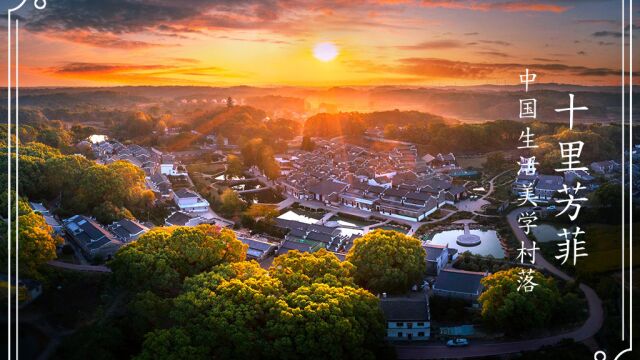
[269,249,355,291]
[109,225,247,296]
[346,229,425,294]
[478,268,561,335]
[138,255,385,360]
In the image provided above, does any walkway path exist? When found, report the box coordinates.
[395,207,603,359]
[236,185,275,194]
[275,196,296,211]
[47,260,111,273]
[317,210,337,225]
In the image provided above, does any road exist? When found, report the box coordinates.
[395,207,603,359]
[47,260,111,273]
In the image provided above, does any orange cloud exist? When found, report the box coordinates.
[419,1,570,13]
[41,62,243,85]
[44,30,171,49]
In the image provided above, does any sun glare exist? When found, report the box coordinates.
[313,42,339,62]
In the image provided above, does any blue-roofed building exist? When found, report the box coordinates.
[534,174,564,202]
[237,236,277,260]
[63,215,123,260]
[432,268,488,302]
[108,218,149,243]
[423,243,449,275]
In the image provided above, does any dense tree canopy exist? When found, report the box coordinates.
[218,188,246,217]
[225,154,244,179]
[109,225,247,295]
[478,268,561,334]
[346,229,425,294]
[269,249,355,291]
[137,255,385,360]
[241,138,281,180]
[0,197,61,277]
[0,140,154,223]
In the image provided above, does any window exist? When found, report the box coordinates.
[396,322,404,327]
[397,332,403,337]
[418,332,425,337]
[417,322,424,327]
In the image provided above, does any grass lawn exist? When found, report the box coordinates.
[187,162,226,175]
[457,155,486,169]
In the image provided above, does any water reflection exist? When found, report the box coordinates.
[427,229,505,258]
[88,134,108,143]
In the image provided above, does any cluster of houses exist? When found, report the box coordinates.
[274,218,360,256]
[512,159,622,203]
[275,140,466,222]
[92,140,221,227]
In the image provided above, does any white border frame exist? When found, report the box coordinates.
[6,2,46,360]
[593,1,635,359]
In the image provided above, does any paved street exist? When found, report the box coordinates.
[47,260,111,273]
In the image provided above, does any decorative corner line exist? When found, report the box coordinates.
[34,0,47,10]
[7,0,46,13]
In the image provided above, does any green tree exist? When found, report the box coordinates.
[138,259,385,360]
[15,208,62,277]
[478,268,561,335]
[109,225,247,295]
[42,154,93,201]
[269,249,355,291]
[346,229,425,294]
[218,188,245,217]
[225,154,244,179]
[483,151,507,173]
[244,204,278,219]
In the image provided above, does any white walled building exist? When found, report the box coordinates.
[173,188,210,212]
[380,292,431,341]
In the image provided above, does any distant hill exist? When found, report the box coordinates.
[3,84,634,124]
[189,106,300,142]
[303,110,451,138]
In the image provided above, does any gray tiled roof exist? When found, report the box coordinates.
[424,244,447,262]
[433,269,486,295]
[380,292,430,322]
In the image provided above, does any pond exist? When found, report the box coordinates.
[336,227,364,238]
[231,180,264,191]
[240,189,284,204]
[329,213,376,228]
[88,134,108,143]
[215,174,247,181]
[278,208,325,224]
[426,229,505,258]
[531,223,577,243]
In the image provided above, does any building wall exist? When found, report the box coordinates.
[432,289,479,302]
[176,197,209,209]
[386,321,430,340]
[160,164,173,175]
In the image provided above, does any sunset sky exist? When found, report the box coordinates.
[2,0,634,87]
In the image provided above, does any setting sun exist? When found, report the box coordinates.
[313,42,339,62]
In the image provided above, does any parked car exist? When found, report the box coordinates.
[446,338,469,347]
